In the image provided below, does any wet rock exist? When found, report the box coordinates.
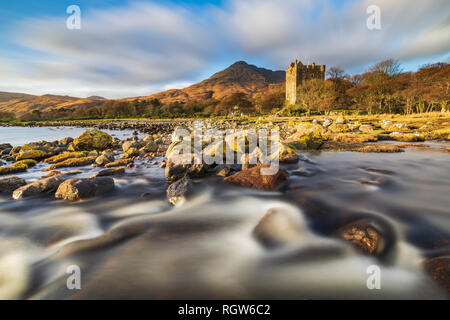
[423,256,450,296]
[95,167,125,177]
[44,151,89,164]
[278,143,299,164]
[139,141,158,153]
[120,147,140,159]
[285,130,323,150]
[104,159,133,168]
[15,142,61,161]
[95,150,115,166]
[389,132,424,142]
[291,167,318,177]
[55,177,115,201]
[253,208,305,248]
[214,165,231,177]
[165,155,208,182]
[335,117,346,124]
[336,219,383,255]
[72,129,113,151]
[225,164,289,190]
[41,170,82,178]
[12,176,64,200]
[0,159,37,175]
[44,156,97,171]
[356,145,403,153]
[328,123,351,133]
[159,161,166,168]
[166,175,193,205]
[322,118,333,127]
[59,137,73,146]
[0,176,27,193]
[122,140,142,153]
[359,124,374,133]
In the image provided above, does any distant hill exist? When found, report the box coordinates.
[0,93,104,116]
[126,61,285,103]
[87,96,106,100]
[0,91,36,103]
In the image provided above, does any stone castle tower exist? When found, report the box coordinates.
[286,60,325,105]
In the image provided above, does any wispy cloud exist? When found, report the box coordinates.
[0,0,448,98]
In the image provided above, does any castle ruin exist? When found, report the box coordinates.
[286,60,326,105]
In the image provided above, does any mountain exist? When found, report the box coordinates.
[129,61,285,103]
[0,93,103,116]
[0,61,285,115]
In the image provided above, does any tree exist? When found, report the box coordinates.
[327,67,345,79]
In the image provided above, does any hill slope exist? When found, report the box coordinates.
[0,93,104,116]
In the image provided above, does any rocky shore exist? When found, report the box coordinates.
[0,114,449,297]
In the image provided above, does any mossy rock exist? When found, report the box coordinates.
[44,156,97,171]
[16,149,51,161]
[72,129,113,151]
[0,159,37,175]
[285,129,323,150]
[44,151,89,164]
[328,123,351,133]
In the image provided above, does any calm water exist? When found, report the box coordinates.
[0,127,449,299]
[0,126,143,146]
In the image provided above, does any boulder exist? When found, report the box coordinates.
[278,143,299,164]
[72,129,113,151]
[104,159,133,168]
[44,151,89,164]
[95,150,115,166]
[0,176,27,193]
[55,177,115,201]
[0,159,37,175]
[44,156,97,171]
[95,167,125,177]
[165,154,208,182]
[122,140,142,153]
[59,137,74,146]
[336,219,383,255]
[224,164,289,190]
[359,124,374,133]
[423,256,450,295]
[12,176,64,199]
[166,175,193,205]
[253,208,306,248]
[284,130,323,150]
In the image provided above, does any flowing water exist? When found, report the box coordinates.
[0,127,449,299]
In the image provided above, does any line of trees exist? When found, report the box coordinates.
[4,59,448,121]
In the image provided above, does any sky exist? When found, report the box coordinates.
[0,0,449,99]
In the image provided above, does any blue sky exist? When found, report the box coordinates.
[0,0,449,98]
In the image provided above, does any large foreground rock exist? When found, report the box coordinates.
[224,164,289,190]
[0,176,27,193]
[72,129,113,151]
[12,176,64,199]
[335,219,383,255]
[55,177,115,201]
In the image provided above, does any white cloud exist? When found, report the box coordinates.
[0,0,448,98]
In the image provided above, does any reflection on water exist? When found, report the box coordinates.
[0,128,449,299]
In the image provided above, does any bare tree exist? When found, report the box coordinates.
[326,67,345,79]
